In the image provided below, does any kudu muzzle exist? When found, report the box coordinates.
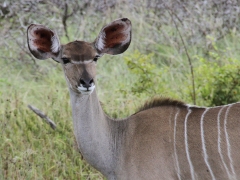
[77,70,95,95]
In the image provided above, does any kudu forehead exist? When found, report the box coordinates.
[62,41,97,61]
[64,63,96,77]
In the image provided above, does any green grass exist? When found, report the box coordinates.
[0,60,104,179]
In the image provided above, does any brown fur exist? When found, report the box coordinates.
[136,97,186,113]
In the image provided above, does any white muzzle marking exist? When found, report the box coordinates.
[77,84,95,95]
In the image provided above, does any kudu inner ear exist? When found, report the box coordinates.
[27,24,61,60]
[95,18,132,55]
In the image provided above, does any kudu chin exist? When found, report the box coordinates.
[27,18,240,180]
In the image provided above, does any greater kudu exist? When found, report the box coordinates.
[27,18,240,180]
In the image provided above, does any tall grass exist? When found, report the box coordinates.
[0,60,104,179]
[1,2,240,179]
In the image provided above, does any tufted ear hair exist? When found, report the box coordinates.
[27,24,61,60]
[94,18,131,55]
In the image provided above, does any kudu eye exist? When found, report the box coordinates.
[61,57,70,64]
[93,55,100,62]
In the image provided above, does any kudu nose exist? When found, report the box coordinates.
[79,78,94,89]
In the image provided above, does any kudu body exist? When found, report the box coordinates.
[27,18,240,180]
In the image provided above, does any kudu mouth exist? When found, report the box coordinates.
[77,78,95,95]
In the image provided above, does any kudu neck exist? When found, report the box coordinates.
[68,89,117,177]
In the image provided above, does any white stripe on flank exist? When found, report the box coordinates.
[200,108,216,180]
[217,106,231,178]
[224,105,236,178]
[173,108,181,180]
[184,107,195,180]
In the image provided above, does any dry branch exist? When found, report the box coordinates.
[28,105,57,130]
[167,7,196,105]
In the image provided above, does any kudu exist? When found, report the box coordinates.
[27,18,240,180]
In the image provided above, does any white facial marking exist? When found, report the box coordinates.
[77,83,95,95]
[51,35,60,53]
[71,60,93,64]
[184,107,195,180]
[200,108,216,180]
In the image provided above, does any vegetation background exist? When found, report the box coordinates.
[1,0,240,179]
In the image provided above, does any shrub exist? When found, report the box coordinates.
[192,57,240,106]
[123,50,158,96]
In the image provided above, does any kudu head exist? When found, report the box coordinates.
[27,18,131,95]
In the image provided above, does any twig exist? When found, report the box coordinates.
[62,2,70,41]
[62,1,81,41]
[28,105,57,130]
[8,32,37,65]
[167,7,196,105]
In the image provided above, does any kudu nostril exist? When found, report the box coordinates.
[80,78,86,85]
[89,79,94,84]
[80,78,94,88]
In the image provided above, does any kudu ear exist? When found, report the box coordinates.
[27,24,61,60]
[94,18,131,55]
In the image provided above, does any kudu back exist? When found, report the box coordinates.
[27,18,240,180]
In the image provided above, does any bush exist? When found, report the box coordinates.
[192,57,240,107]
[123,50,159,96]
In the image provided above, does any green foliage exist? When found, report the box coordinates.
[123,50,158,96]
[192,57,240,106]
[0,60,104,180]
[122,50,186,104]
